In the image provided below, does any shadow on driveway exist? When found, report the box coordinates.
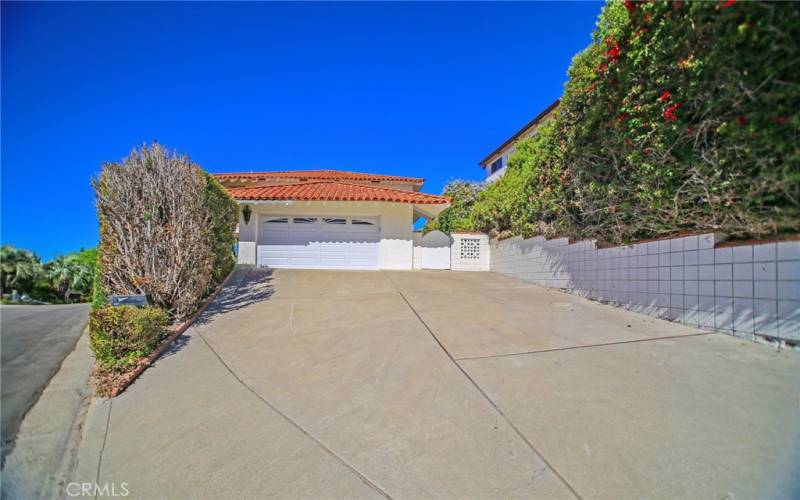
[194,267,275,326]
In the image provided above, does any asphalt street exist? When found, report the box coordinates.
[0,304,89,464]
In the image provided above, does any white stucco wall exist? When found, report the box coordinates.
[236,201,414,269]
[412,232,423,269]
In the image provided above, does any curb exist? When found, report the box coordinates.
[108,270,236,397]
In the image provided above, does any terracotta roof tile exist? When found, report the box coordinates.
[225,181,450,205]
[214,169,424,185]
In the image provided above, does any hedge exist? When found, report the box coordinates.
[89,306,169,371]
[431,0,799,245]
[93,143,239,319]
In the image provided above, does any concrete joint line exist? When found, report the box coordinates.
[94,398,113,500]
[53,373,93,499]
[193,327,392,500]
[455,331,717,362]
[382,272,584,500]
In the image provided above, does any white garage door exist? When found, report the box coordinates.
[257,216,380,269]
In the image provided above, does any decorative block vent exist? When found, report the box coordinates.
[460,238,481,260]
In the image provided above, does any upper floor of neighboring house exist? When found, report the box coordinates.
[478,100,559,182]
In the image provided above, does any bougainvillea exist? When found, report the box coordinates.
[557,0,799,243]
[433,0,799,244]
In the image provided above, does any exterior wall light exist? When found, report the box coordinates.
[242,205,252,225]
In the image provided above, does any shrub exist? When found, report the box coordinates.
[423,180,483,234]
[93,143,238,319]
[91,250,106,309]
[472,119,567,238]
[203,172,239,287]
[557,0,800,243]
[89,306,169,371]
[430,0,799,245]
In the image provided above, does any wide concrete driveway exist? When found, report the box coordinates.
[77,268,800,499]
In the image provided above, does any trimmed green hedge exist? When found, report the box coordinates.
[89,306,169,371]
[203,172,239,288]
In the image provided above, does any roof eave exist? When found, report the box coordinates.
[477,99,560,167]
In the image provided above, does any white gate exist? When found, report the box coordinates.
[419,230,451,270]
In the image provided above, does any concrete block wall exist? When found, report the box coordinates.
[451,233,490,272]
[490,233,800,347]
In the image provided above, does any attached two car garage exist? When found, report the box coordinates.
[220,171,452,270]
[257,215,381,270]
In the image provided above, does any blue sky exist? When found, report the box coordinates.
[1,1,602,261]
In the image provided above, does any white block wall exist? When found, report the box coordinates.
[451,233,490,272]
[490,233,800,347]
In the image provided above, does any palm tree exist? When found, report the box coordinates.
[0,244,43,294]
[47,254,94,302]
[48,255,78,302]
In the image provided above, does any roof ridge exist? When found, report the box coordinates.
[225,180,450,204]
[213,169,424,183]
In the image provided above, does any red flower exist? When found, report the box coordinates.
[606,44,622,61]
[721,0,735,8]
[624,0,636,14]
[658,91,671,102]
[598,62,608,73]
[737,116,748,125]
[618,112,630,122]
[664,103,681,122]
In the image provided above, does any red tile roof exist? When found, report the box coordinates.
[226,181,450,205]
[214,169,424,185]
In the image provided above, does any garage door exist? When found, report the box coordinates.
[257,216,380,269]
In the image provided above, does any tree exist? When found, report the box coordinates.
[423,180,484,234]
[47,255,77,302]
[47,254,94,302]
[69,248,98,296]
[0,244,43,294]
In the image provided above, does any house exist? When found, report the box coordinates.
[214,170,450,270]
[479,99,559,182]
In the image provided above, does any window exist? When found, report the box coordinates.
[293,217,317,224]
[351,218,375,225]
[264,217,288,224]
[460,238,481,260]
[322,218,346,225]
[490,157,504,174]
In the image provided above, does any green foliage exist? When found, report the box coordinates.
[203,173,239,287]
[430,0,799,245]
[29,278,62,303]
[472,119,567,238]
[0,244,99,303]
[91,249,106,309]
[0,244,43,294]
[89,306,169,371]
[557,0,799,243]
[47,253,94,301]
[423,180,484,234]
